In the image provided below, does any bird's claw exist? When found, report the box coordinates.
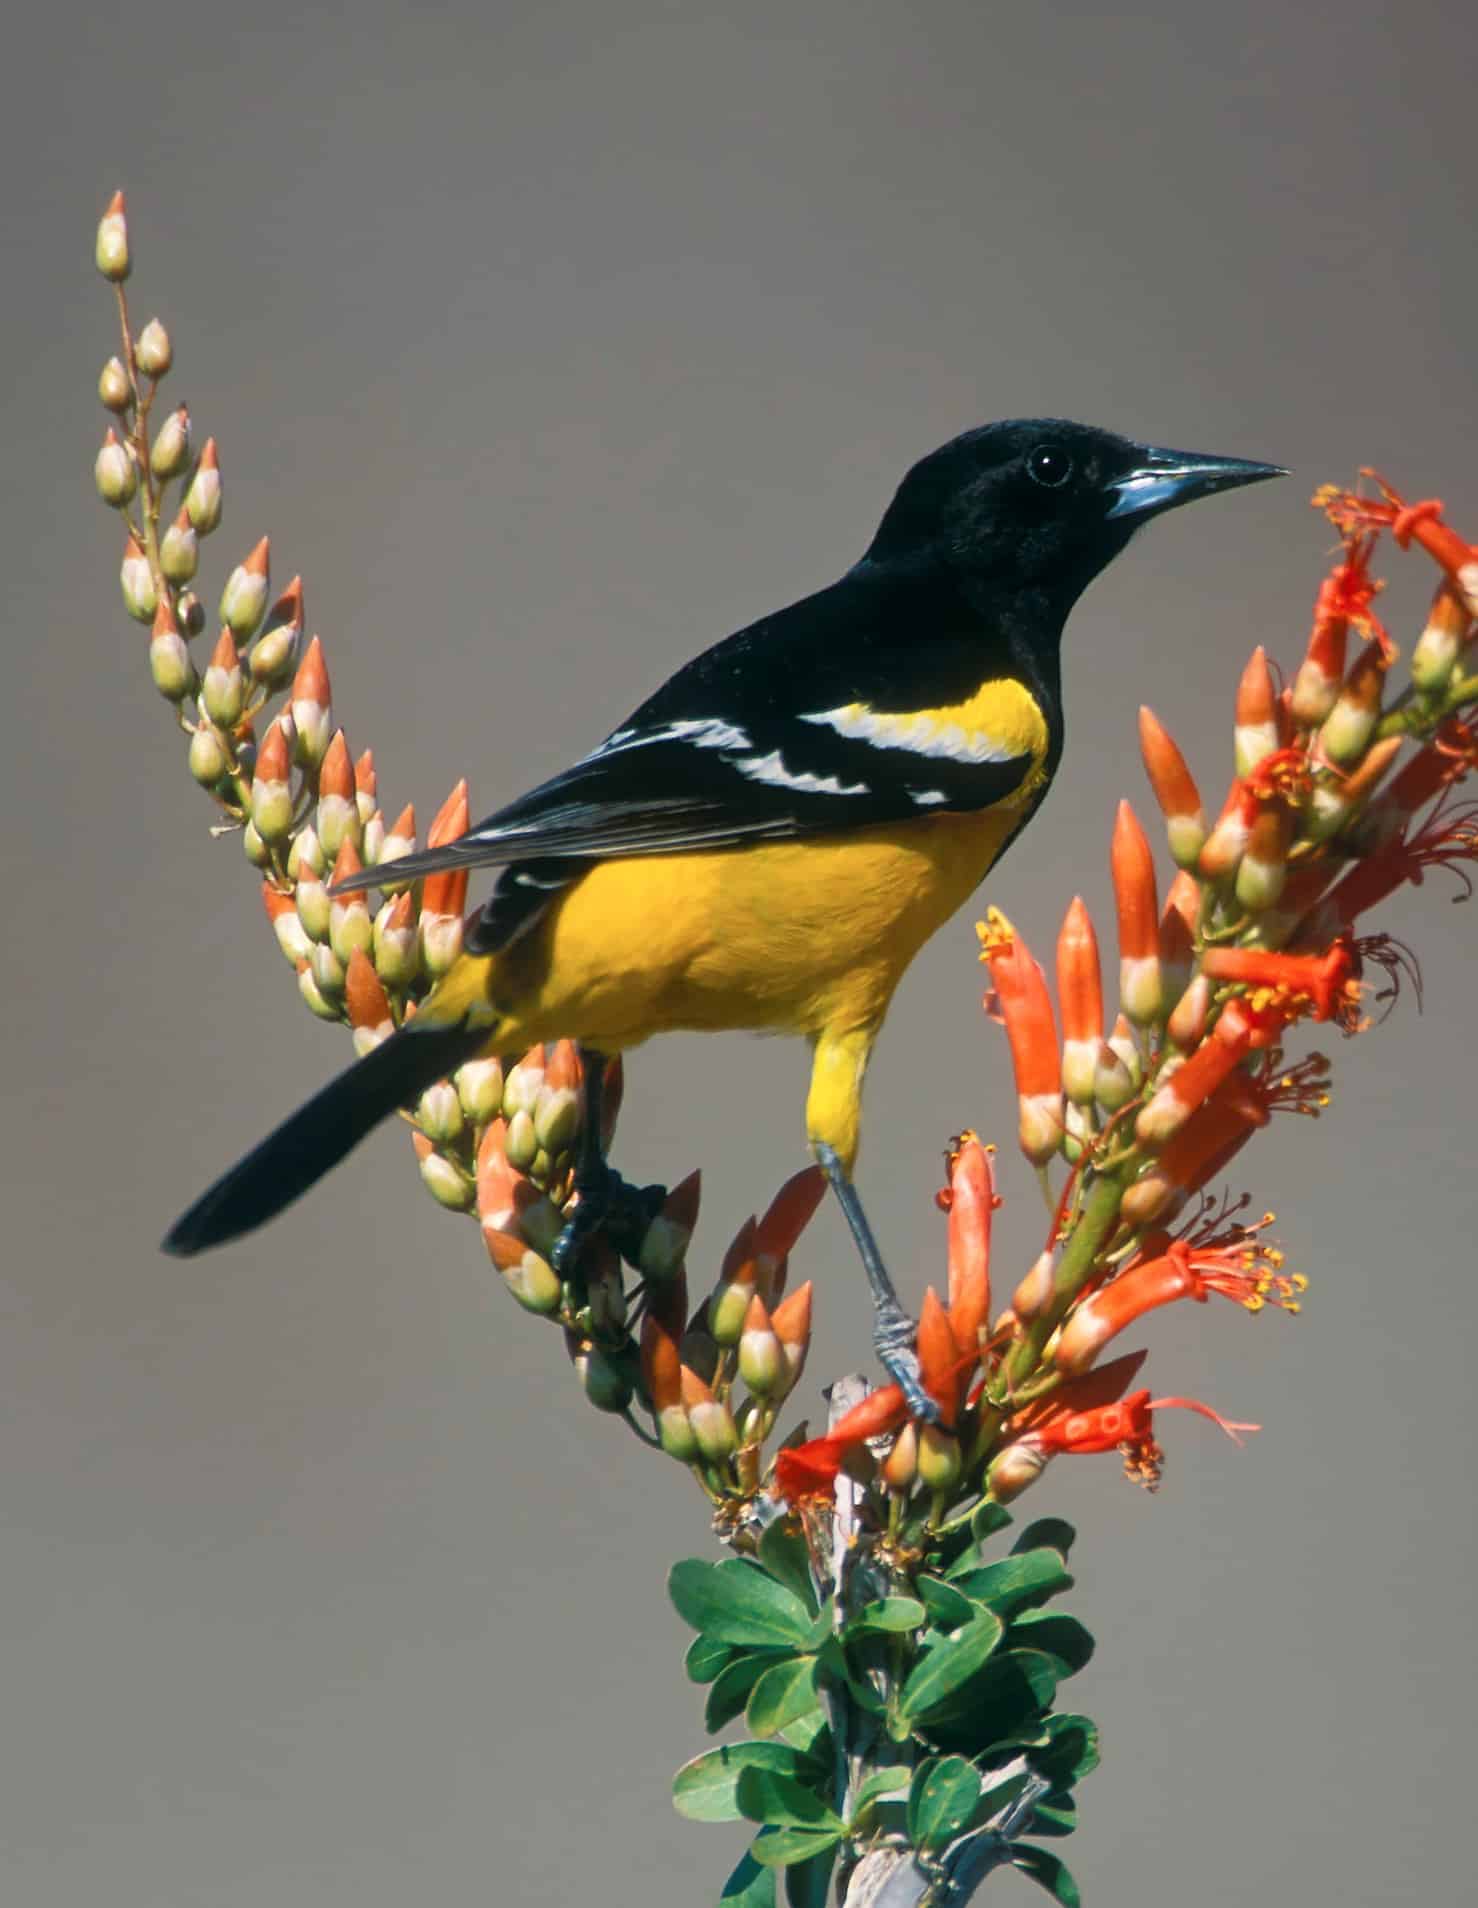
[874,1309,941,1424]
[552,1161,667,1278]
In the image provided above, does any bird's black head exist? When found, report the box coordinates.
[866,418,1284,612]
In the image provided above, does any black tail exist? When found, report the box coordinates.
[162,1021,486,1256]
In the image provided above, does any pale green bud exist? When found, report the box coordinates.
[135,317,172,378]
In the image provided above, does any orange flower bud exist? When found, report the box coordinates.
[249,576,302,687]
[327,838,373,965]
[638,1168,701,1279]
[1411,579,1471,693]
[316,731,361,860]
[917,1287,963,1427]
[345,948,393,1053]
[1136,999,1273,1147]
[373,889,420,987]
[412,1130,473,1210]
[421,779,470,976]
[1057,896,1103,1105]
[261,881,310,968]
[978,909,1063,1164]
[95,189,130,280]
[290,636,334,768]
[737,1292,783,1395]
[881,1420,919,1494]
[219,535,270,641]
[945,1135,993,1355]
[1234,646,1280,777]
[250,716,294,842]
[1112,801,1161,1024]
[1321,637,1387,766]
[681,1367,739,1463]
[1234,805,1292,913]
[770,1280,813,1393]
[1138,706,1206,868]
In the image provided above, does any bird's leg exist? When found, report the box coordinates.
[814,1142,940,1424]
[552,1047,667,1278]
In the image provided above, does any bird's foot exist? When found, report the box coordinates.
[552,1159,668,1278]
[874,1301,941,1424]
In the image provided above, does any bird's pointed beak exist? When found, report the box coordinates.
[1105,445,1287,522]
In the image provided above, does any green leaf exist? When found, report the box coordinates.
[736,1766,846,1833]
[747,1657,823,1739]
[800,1600,836,1652]
[1012,1516,1077,1559]
[720,1849,776,1907]
[816,1637,886,1716]
[848,1764,913,1821]
[907,1755,982,1851]
[750,1828,845,1869]
[951,1549,1071,1617]
[778,1707,829,1756]
[1011,1843,1082,1907]
[916,1574,976,1630]
[686,1633,736,1684]
[973,1767,1031,1828]
[1032,1714,1101,1788]
[1008,1612,1094,1677]
[942,1502,1014,1579]
[784,1839,838,1908]
[670,1559,816,1649]
[757,1520,820,1615]
[1030,1793,1078,1837]
[848,1595,927,1636]
[897,1611,1005,1724]
[673,1743,807,1823]
[920,1650,1063,1753]
[707,1651,790,1732]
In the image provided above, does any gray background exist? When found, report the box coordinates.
[3,2,1474,1902]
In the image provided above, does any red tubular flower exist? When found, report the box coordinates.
[773,1382,910,1503]
[1138,706,1207,869]
[1200,941,1358,1025]
[944,1133,994,1356]
[1328,477,1478,617]
[1356,717,1478,852]
[1057,896,1104,1105]
[1291,535,1381,725]
[1411,579,1472,693]
[1235,646,1281,777]
[1002,1371,1257,1493]
[1136,998,1276,1147]
[1119,1076,1269,1226]
[978,909,1064,1164]
[1055,1227,1302,1376]
[1112,801,1162,1024]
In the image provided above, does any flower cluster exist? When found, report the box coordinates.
[771,472,1478,1530]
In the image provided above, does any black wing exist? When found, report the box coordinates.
[336,561,1040,893]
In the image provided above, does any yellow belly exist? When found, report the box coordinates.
[437,804,1030,1054]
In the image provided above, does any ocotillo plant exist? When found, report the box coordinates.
[93,190,1478,1908]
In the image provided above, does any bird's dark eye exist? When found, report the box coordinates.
[1026,444,1074,489]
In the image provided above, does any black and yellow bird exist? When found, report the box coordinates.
[165,420,1281,1411]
